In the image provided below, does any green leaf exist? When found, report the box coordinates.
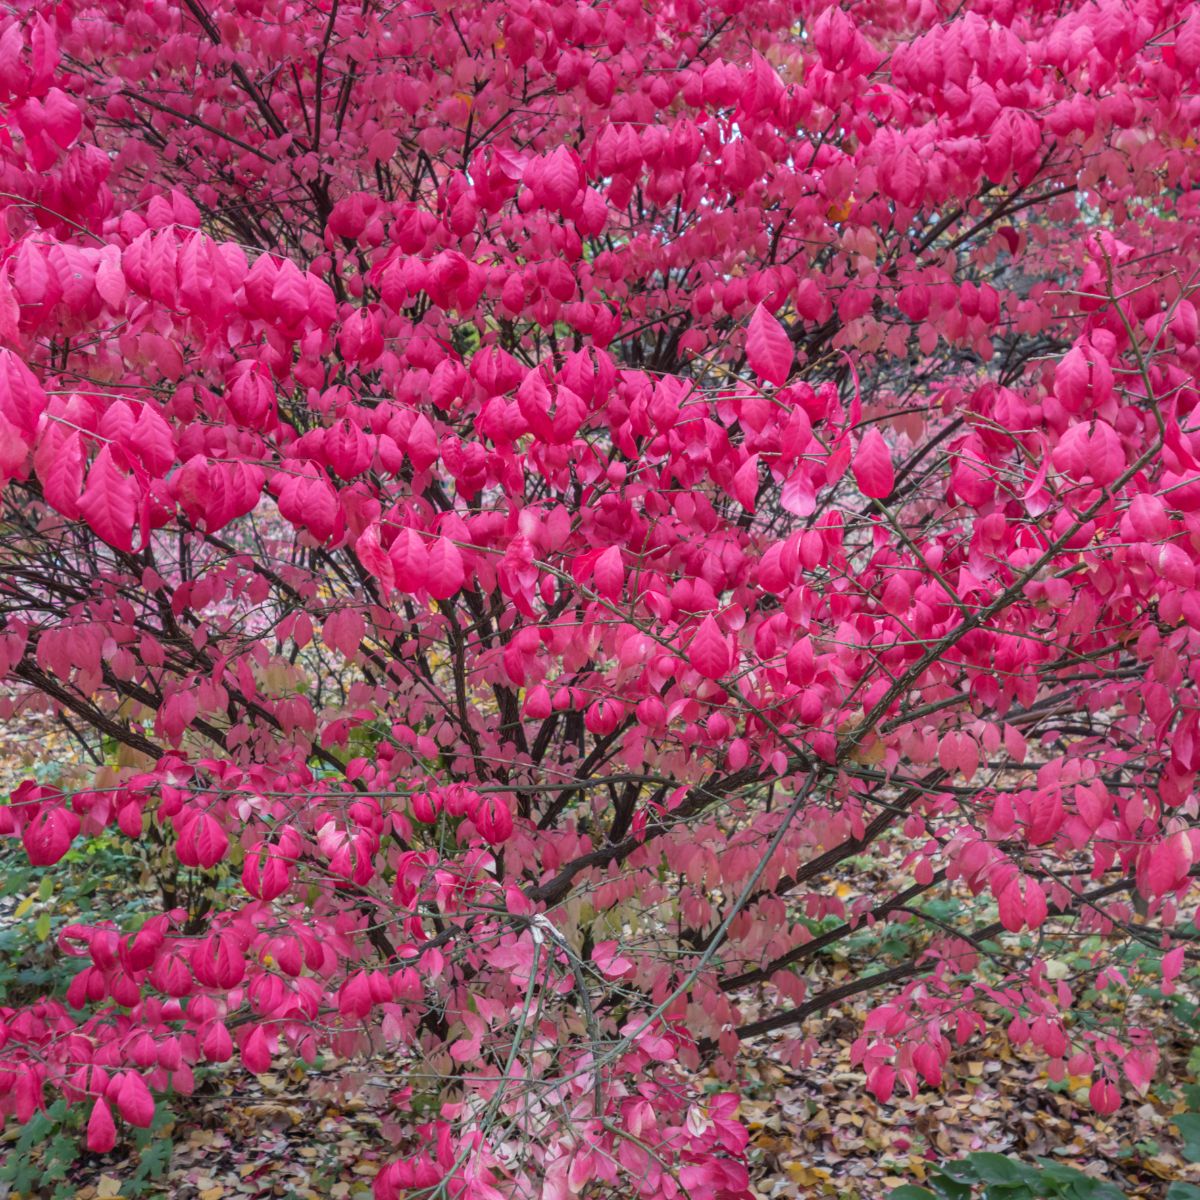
[928,1170,976,1200]
[965,1153,1035,1187]
[1063,1179,1127,1200]
[132,1134,173,1183]
[1033,1158,1090,1183]
[1177,1113,1200,1163]
[888,1188,938,1200]
[1167,1184,1200,1200]
[941,1159,981,1183]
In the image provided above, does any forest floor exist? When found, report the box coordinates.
[1,705,1198,1200]
[8,997,1192,1200]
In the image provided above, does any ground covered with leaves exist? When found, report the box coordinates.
[2,707,1199,1200]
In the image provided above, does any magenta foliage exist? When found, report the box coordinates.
[0,0,1199,1193]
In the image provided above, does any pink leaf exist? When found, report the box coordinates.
[356,523,395,595]
[176,811,229,869]
[34,426,83,517]
[389,528,430,593]
[1027,790,1064,845]
[22,805,80,866]
[1162,946,1185,985]
[241,1026,272,1074]
[521,686,551,722]
[426,536,465,599]
[1140,831,1194,897]
[0,349,47,439]
[79,445,139,552]
[853,429,894,499]
[1023,877,1047,929]
[688,616,731,679]
[745,304,792,387]
[1051,420,1125,486]
[593,940,634,977]
[1177,8,1200,73]
[731,455,759,511]
[1126,493,1170,540]
[116,1072,154,1128]
[593,545,624,600]
[87,1097,117,1153]
[474,795,514,845]
[1088,1078,1120,1116]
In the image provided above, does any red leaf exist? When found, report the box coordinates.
[202,1022,234,1063]
[1088,1078,1120,1116]
[1052,420,1125,486]
[853,429,894,499]
[41,87,82,149]
[356,523,395,595]
[1027,790,1064,845]
[22,805,80,866]
[34,426,83,516]
[731,455,759,511]
[1023,877,1047,929]
[243,841,291,901]
[87,1097,117,1153]
[389,527,430,593]
[474,795,514,845]
[1054,347,1088,408]
[426,536,465,599]
[116,1072,154,1128]
[127,404,176,477]
[688,616,731,679]
[241,1026,272,1073]
[593,545,624,600]
[1177,8,1200,73]
[997,876,1023,933]
[406,414,439,472]
[0,349,48,439]
[269,259,308,325]
[536,146,583,211]
[79,446,139,551]
[1127,493,1170,540]
[745,304,792,387]
[95,245,126,308]
[177,811,229,869]
[1163,946,1185,984]
[1139,831,1194,897]
[298,477,340,542]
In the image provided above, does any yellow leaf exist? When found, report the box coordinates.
[116,741,154,770]
[97,1176,124,1199]
[14,894,34,919]
[199,1188,224,1200]
[785,1164,832,1185]
[851,737,886,765]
